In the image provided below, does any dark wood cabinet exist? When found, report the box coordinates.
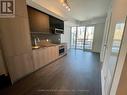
[49,16,64,29]
[49,16,64,34]
[27,6,64,34]
[27,6,50,34]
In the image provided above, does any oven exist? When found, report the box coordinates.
[59,45,65,55]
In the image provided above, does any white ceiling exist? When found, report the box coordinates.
[27,0,111,21]
[69,0,111,21]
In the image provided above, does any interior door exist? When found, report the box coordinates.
[104,21,126,95]
[100,11,112,63]
[101,11,112,95]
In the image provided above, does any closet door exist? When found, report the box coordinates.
[100,11,112,63]
[106,22,125,94]
[102,21,126,95]
[101,11,112,95]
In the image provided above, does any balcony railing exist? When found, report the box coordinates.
[84,39,93,50]
[71,39,93,50]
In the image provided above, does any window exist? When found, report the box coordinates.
[71,26,95,50]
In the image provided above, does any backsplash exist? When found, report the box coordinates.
[31,33,61,46]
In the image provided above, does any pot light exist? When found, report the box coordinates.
[68,8,71,11]
[66,6,68,9]
[62,0,71,11]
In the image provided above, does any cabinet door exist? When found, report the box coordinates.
[38,48,47,67]
[0,17,32,57]
[56,46,59,58]
[32,50,40,70]
[51,47,55,61]
[6,52,34,83]
[49,16,64,30]
[27,6,50,34]
[51,46,59,61]
[44,48,48,65]
[47,47,52,63]
[33,48,48,70]
[46,47,56,63]
[53,46,59,60]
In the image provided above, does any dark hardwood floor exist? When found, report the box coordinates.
[0,49,102,95]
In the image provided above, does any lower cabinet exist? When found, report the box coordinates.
[47,46,59,63]
[32,49,40,70]
[6,52,34,83]
[6,44,66,83]
[32,46,59,71]
[32,48,47,70]
[47,47,52,63]
[53,46,59,60]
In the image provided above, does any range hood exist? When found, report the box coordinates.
[54,28,64,34]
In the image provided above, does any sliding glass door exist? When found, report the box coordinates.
[84,26,95,50]
[71,26,94,51]
[71,27,77,48]
[76,26,85,49]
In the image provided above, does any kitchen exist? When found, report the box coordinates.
[1,0,127,95]
[0,1,68,84]
[28,6,68,73]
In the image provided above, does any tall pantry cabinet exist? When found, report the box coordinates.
[0,0,34,83]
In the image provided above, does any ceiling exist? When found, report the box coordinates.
[27,0,111,21]
[69,0,111,21]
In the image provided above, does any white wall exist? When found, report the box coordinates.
[92,23,105,53]
[61,21,78,49]
[61,18,106,52]
[61,24,71,49]
[80,16,106,26]
[80,17,106,53]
